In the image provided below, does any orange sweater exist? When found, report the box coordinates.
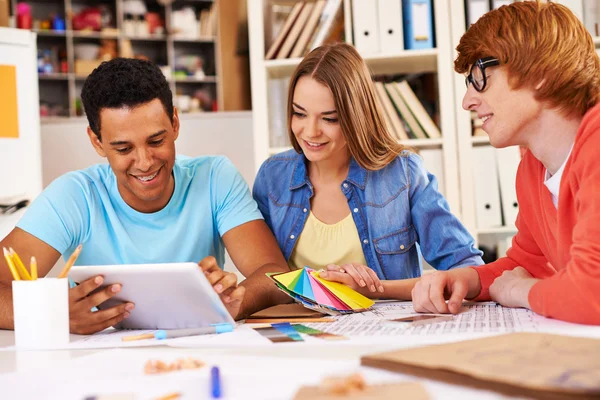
[474,103,600,325]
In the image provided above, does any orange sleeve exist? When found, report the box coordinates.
[528,113,600,325]
[471,209,549,301]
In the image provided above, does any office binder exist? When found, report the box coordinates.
[419,148,445,196]
[495,146,521,227]
[377,0,404,54]
[352,0,380,55]
[472,146,502,229]
[465,0,490,26]
[402,0,434,50]
[491,0,512,9]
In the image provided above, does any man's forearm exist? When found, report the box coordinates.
[0,282,15,330]
[238,263,291,319]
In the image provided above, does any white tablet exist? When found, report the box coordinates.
[69,262,235,330]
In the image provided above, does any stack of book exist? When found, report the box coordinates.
[265,0,344,60]
[373,79,441,141]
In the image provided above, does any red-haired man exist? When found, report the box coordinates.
[412,0,600,324]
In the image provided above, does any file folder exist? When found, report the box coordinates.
[472,146,502,229]
[495,146,521,227]
[402,0,434,50]
[377,0,404,54]
[352,0,380,55]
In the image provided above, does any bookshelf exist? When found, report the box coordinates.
[247,0,463,215]
[12,0,227,121]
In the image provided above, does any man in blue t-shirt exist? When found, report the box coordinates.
[0,58,289,334]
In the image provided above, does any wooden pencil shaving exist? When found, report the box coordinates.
[144,357,205,374]
[319,372,366,395]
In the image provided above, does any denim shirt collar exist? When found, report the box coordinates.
[289,152,367,191]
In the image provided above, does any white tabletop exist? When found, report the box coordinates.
[0,330,501,400]
[2,321,599,400]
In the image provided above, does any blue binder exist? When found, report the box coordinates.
[402,0,435,50]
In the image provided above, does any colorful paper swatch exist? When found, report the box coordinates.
[272,322,304,341]
[268,267,375,314]
[254,326,300,343]
[292,324,348,341]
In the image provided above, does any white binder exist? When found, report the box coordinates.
[377,0,404,54]
[352,0,380,55]
[419,148,445,197]
[495,146,521,227]
[472,146,503,229]
[491,0,512,9]
[466,0,490,25]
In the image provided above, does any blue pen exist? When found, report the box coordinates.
[154,324,233,340]
[211,366,221,398]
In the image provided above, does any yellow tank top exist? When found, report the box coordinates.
[289,211,367,270]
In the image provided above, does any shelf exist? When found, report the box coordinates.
[38,73,70,80]
[400,137,443,147]
[264,57,304,78]
[173,37,216,43]
[172,76,217,83]
[33,29,67,37]
[471,135,490,145]
[264,49,438,78]
[122,35,168,42]
[477,226,517,235]
[71,31,120,39]
[363,49,438,75]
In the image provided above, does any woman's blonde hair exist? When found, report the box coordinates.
[287,43,405,170]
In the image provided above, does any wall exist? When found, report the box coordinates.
[40,111,254,277]
[41,111,255,187]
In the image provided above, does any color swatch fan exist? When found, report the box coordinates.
[268,267,375,315]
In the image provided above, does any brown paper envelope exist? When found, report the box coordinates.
[361,332,600,400]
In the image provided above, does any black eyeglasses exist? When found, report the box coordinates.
[465,57,499,92]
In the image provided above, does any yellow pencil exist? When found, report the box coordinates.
[57,244,82,279]
[155,393,181,400]
[30,256,38,280]
[3,247,20,281]
[9,248,31,280]
[122,333,155,342]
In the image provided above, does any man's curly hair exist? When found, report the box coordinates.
[81,58,174,140]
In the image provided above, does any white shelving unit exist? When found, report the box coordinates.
[13,0,222,120]
[248,0,463,215]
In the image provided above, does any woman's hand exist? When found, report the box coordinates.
[318,263,384,298]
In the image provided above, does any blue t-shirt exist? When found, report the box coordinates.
[17,155,263,267]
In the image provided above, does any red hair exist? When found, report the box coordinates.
[455,0,600,117]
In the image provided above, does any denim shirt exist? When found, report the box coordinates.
[252,149,483,280]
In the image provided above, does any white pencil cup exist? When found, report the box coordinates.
[12,278,69,349]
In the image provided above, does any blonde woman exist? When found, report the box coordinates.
[252,43,483,299]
